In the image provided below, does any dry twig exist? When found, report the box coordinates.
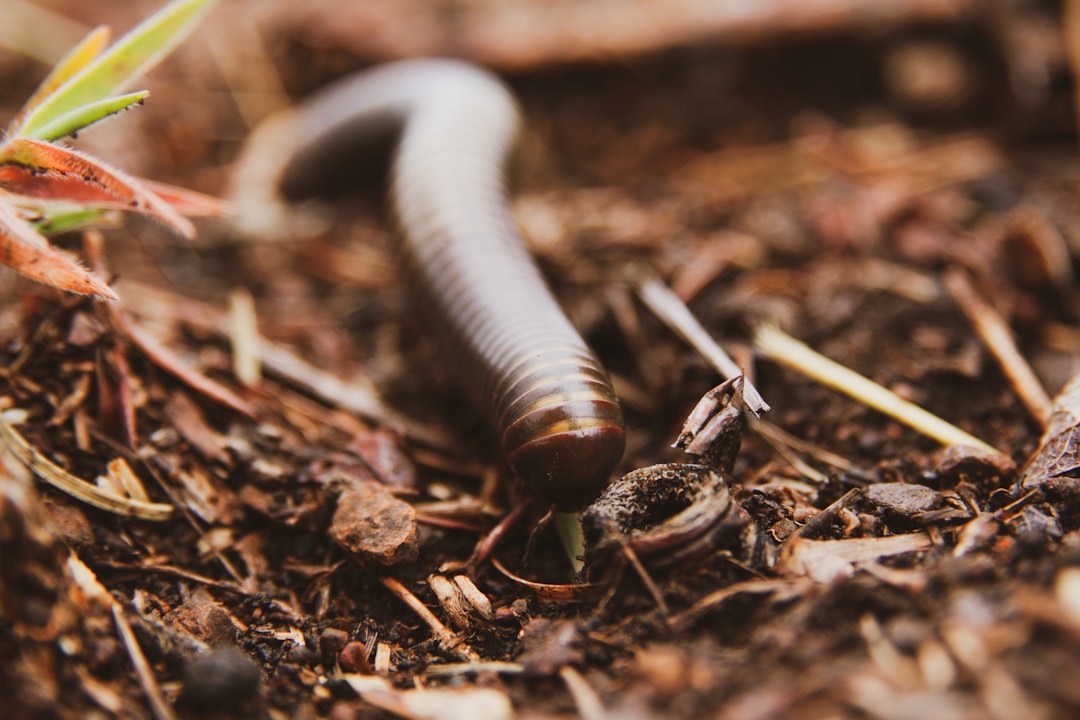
[754,323,1001,455]
[637,275,770,415]
[377,575,479,661]
[559,666,606,720]
[113,605,177,720]
[228,287,261,387]
[944,268,1051,428]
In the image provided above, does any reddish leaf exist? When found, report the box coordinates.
[0,167,229,220]
[0,164,129,206]
[0,199,117,300]
[142,179,232,217]
[0,138,195,238]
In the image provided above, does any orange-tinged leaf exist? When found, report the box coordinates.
[142,179,232,217]
[0,199,117,300]
[0,164,134,206]
[0,168,229,220]
[8,26,111,137]
[0,138,195,238]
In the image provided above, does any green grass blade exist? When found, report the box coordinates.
[29,91,149,142]
[8,26,110,136]
[14,0,216,140]
[553,512,586,574]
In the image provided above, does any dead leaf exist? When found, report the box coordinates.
[0,138,194,238]
[1019,373,1080,494]
[0,198,116,299]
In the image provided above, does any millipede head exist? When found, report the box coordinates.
[506,420,626,511]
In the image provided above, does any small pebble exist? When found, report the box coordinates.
[320,627,350,670]
[338,641,372,674]
[329,481,419,566]
[864,482,941,515]
[180,646,261,710]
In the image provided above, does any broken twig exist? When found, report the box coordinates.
[944,268,1051,428]
[637,275,770,415]
[754,323,1001,455]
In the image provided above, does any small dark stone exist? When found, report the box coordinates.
[934,444,1016,488]
[515,618,583,677]
[287,643,320,667]
[337,641,371,674]
[320,627,350,670]
[180,646,261,710]
[864,482,941,515]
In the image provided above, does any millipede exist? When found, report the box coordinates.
[234,59,626,510]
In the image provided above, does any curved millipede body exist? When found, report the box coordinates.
[234,60,626,510]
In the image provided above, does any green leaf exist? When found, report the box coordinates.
[0,197,117,300]
[553,512,586,574]
[30,205,111,235]
[30,91,149,142]
[8,25,111,136]
[13,0,216,140]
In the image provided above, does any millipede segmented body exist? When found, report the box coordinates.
[236,60,625,510]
